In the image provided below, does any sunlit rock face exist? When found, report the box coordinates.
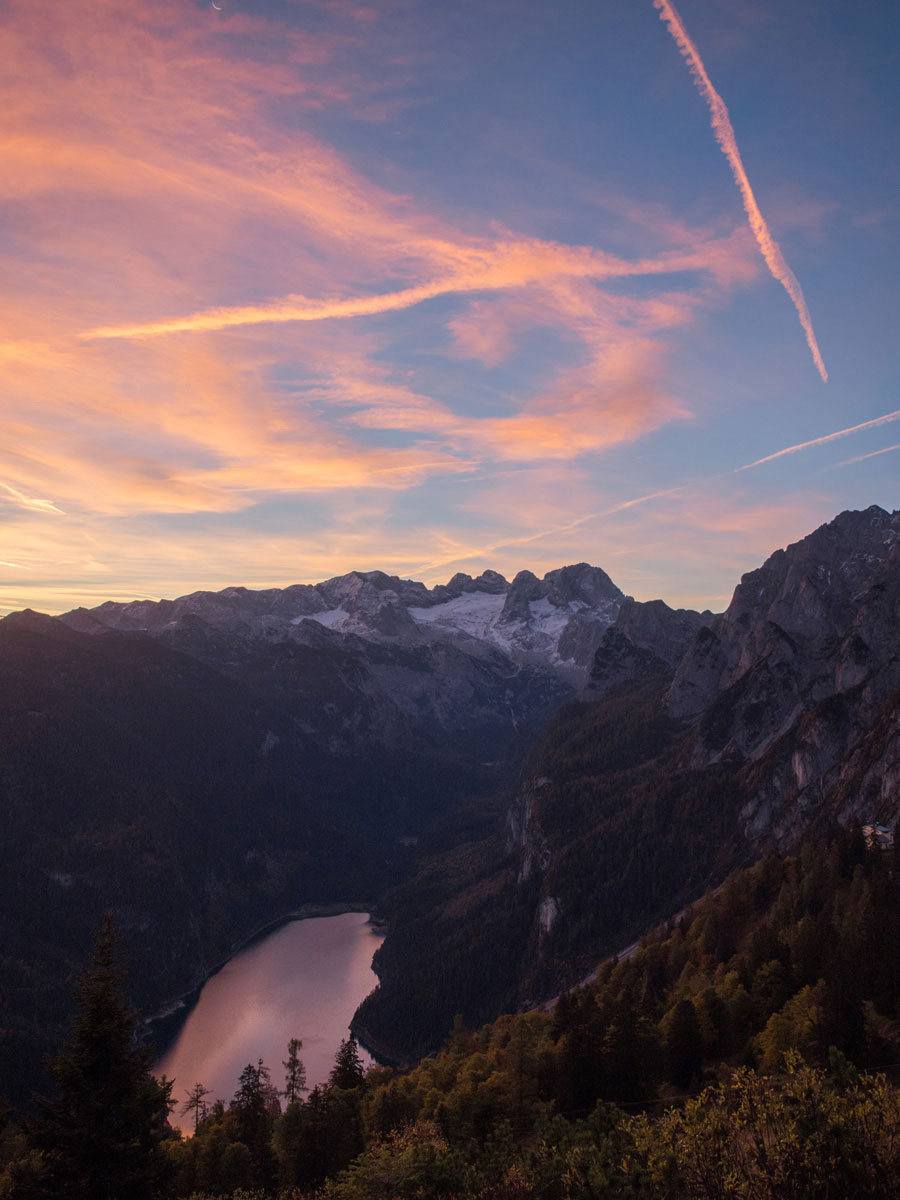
[665,506,898,733]
[669,506,899,727]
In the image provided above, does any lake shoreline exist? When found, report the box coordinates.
[154,910,385,1127]
[144,902,377,1059]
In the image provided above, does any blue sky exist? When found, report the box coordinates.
[1,0,897,613]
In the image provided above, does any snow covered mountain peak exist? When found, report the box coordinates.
[57,562,627,677]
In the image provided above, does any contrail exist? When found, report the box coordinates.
[828,441,900,469]
[654,0,828,382]
[412,485,686,574]
[416,409,900,571]
[735,407,900,471]
[80,280,458,341]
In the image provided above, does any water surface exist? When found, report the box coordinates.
[156,911,382,1130]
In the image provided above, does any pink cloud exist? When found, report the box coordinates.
[0,0,803,621]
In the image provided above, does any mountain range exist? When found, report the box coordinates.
[1,505,897,1099]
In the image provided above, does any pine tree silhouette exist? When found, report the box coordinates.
[9,917,173,1200]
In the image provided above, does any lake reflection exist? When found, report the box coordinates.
[156,912,383,1131]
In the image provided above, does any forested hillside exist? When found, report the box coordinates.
[354,673,750,1062]
[4,828,900,1198]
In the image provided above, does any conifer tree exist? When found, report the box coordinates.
[180,1082,211,1135]
[282,1037,307,1105]
[9,917,173,1200]
[229,1059,279,1191]
[663,997,704,1090]
[329,1035,366,1090]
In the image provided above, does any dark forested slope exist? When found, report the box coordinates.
[0,610,534,1104]
[354,672,749,1061]
[9,828,900,1200]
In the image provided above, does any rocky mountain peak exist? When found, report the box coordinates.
[723,505,899,638]
[544,563,623,609]
[430,570,509,604]
[587,597,713,696]
[662,508,900,844]
[51,559,630,681]
[470,569,509,594]
[498,571,544,624]
[1,608,83,643]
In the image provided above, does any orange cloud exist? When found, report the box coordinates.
[0,330,474,517]
[80,236,744,342]
[0,0,810,621]
[0,480,64,515]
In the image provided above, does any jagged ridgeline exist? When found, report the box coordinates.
[1,506,898,1103]
[358,506,900,1060]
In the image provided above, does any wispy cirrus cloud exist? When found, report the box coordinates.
[79,237,744,342]
[3,0,871,619]
[0,0,756,526]
[0,481,64,515]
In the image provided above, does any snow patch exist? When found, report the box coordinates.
[528,596,578,640]
[409,592,506,639]
[296,607,350,629]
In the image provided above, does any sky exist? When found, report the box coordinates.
[1,0,897,615]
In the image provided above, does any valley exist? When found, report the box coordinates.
[1,505,898,1135]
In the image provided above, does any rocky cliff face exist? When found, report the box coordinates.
[661,506,900,846]
[535,503,899,889]
[371,507,900,1058]
[669,507,899,733]
[587,597,714,696]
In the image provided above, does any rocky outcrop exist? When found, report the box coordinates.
[668,507,899,725]
[489,564,624,671]
[491,508,900,1014]
[505,777,552,885]
[658,506,900,844]
[587,597,713,696]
